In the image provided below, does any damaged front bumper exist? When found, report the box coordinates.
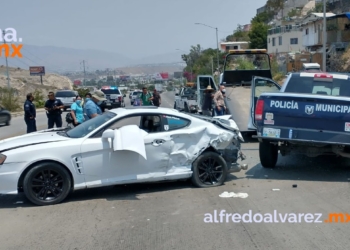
[218,139,248,173]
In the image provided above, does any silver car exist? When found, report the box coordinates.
[55,90,78,111]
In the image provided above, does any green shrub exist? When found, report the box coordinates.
[33,89,45,108]
[0,87,20,111]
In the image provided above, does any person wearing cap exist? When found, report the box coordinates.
[84,90,107,120]
[213,84,226,116]
[45,91,64,129]
[202,85,214,116]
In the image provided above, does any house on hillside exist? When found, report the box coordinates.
[220,42,249,52]
[267,20,305,54]
[300,12,350,51]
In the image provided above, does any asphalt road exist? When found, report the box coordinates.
[0,91,350,250]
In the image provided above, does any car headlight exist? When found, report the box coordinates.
[0,154,7,165]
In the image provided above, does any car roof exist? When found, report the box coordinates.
[296,72,349,79]
[108,107,189,118]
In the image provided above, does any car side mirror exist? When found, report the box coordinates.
[102,129,114,139]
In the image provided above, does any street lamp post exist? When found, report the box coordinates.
[322,0,327,71]
[2,30,10,88]
[195,23,220,71]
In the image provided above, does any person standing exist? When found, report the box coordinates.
[45,91,64,128]
[84,90,106,120]
[152,88,161,107]
[202,85,214,116]
[24,93,37,133]
[140,87,153,106]
[213,84,226,116]
[70,95,84,126]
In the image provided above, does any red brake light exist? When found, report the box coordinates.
[255,100,264,120]
[314,73,333,82]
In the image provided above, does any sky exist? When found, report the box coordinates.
[0,0,267,59]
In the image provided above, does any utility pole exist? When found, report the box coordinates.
[2,30,10,88]
[322,0,327,71]
[215,27,219,71]
[81,60,86,86]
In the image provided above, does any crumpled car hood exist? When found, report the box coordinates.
[0,129,71,152]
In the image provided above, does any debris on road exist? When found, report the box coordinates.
[272,189,280,191]
[292,184,297,188]
[219,191,248,198]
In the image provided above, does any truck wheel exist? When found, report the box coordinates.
[184,103,189,112]
[259,141,278,168]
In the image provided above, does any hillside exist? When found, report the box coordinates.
[116,64,184,75]
[0,66,73,100]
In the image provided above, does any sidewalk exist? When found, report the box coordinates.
[10,108,46,117]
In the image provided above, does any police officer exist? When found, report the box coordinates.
[45,91,64,128]
[24,93,37,133]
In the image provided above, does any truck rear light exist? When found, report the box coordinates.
[255,100,264,120]
[314,73,333,82]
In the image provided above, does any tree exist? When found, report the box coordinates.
[248,22,269,49]
[226,24,250,42]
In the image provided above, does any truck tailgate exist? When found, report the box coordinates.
[257,93,350,144]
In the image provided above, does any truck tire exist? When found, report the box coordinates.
[259,141,278,168]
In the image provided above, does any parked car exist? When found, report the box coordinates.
[0,105,11,126]
[55,90,78,111]
[0,107,248,206]
[130,90,142,105]
[100,86,126,109]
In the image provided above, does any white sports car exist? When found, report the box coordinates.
[0,107,248,206]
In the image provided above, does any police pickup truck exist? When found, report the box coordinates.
[251,72,350,168]
[100,86,126,109]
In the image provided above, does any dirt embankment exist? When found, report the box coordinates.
[0,66,73,99]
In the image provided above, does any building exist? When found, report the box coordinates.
[242,24,251,31]
[300,12,350,51]
[220,42,249,52]
[257,5,267,15]
[267,22,305,54]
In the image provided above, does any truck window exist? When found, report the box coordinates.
[284,75,350,97]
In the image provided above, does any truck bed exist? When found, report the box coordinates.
[256,92,350,145]
[225,86,252,133]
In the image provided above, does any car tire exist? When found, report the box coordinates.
[23,162,72,206]
[191,151,227,188]
[5,115,10,126]
[184,103,189,112]
[259,141,278,168]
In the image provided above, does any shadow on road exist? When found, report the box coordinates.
[245,154,350,183]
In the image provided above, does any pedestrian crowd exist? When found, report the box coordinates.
[24,90,108,133]
[24,88,162,133]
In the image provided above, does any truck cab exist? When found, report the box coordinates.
[221,49,273,134]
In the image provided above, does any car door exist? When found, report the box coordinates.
[248,76,281,130]
[197,75,217,109]
[80,114,172,187]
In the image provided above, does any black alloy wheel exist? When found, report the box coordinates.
[191,151,227,187]
[23,162,71,206]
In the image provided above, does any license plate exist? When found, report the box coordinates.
[263,128,281,138]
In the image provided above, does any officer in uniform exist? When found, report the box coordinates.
[45,91,64,128]
[24,93,37,133]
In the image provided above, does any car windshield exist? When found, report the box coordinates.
[56,91,76,97]
[101,89,121,95]
[66,111,116,138]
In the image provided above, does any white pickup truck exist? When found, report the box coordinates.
[174,75,218,114]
